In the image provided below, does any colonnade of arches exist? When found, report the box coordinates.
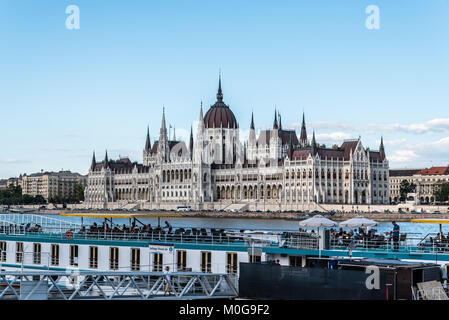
[162,169,192,183]
[216,184,282,201]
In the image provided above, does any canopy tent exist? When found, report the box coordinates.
[299,215,337,228]
[339,216,378,228]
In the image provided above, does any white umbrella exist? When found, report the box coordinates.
[299,215,337,259]
[299,215,338,228]
[339,216,378,227]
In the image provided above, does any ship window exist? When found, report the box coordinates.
[33,243,41,264]
[110,247,119,270]
[226,252,238,275]
[289,256,302,267]
[0,241,6,262]
[249,248,261,263]
[51,244,59,266]
[153,253,163,272]
[177,250,187,271]
[16,242,23,263]
[201,251,212,273]
[89,246,98,269]
[131,248,140,271]
[70,245,78,266]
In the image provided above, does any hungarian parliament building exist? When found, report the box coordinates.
[85,77,389,210]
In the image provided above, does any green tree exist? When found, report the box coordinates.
[399,180,416,202]
[73,183,85,202]
[434,182,449,203]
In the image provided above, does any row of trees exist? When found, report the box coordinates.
[48,183,85,204]
[0,183,85,206]
[0,185,46,205]
[434,182,449,202]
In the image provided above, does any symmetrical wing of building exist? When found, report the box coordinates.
[85,77,389,210]
[389,166,449,203]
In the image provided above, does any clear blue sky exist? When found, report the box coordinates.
[1,0,449,178]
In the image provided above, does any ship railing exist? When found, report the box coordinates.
[282,233,319,250]
[329,234,449,255]
[0,220,26,236]
[0,229,278,248]
[0,214,81,235]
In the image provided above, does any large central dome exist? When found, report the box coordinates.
[204,77,238,129]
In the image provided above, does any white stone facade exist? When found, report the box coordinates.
[85,78,389,209]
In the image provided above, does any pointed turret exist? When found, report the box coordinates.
[173,125,176,141]
[160,107,167,135]
[249,111,256,142]
[145,126,151,152]
[273,108,278,129]
[158,107,169,162]
[91,151,96,171]
[250,111,255,130]
[300,112,308,147]
[278,112,282,130]
[379,136,385,161]
[104,150,109,168]
[217,71,223,102]
[311,131,317,155]
[189,126,194,159]
[198,101,205,133]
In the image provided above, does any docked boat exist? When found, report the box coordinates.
[1,213,449,299]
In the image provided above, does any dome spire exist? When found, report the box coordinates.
[217,70,223,102]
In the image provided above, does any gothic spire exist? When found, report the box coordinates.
[173,125,176,141]
[91,151,96,171]
[217,71,223,102]
[189,125,194,158]
[379,136,385,160]
[104,150,109,168]
[199,101,204,121]
[300,111,308,147]
[250,111,255,130]
[311,131,317,155]
[160,107,167,134]
[273,108,278,129]
[278,111,282,130]
[145,126,151,151]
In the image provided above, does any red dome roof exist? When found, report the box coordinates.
[204,104,238,129]
[203,76,238,129]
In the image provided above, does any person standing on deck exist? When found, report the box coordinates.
[163,266,171,296]
[392,221,400,252]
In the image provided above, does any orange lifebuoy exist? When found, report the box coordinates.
[65,230,73,239]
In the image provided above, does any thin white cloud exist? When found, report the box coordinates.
[377,138,407,146]
[1,159,31,164]
[289,118,449,135]
[316,132,352,141]
[389,150,419,163]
